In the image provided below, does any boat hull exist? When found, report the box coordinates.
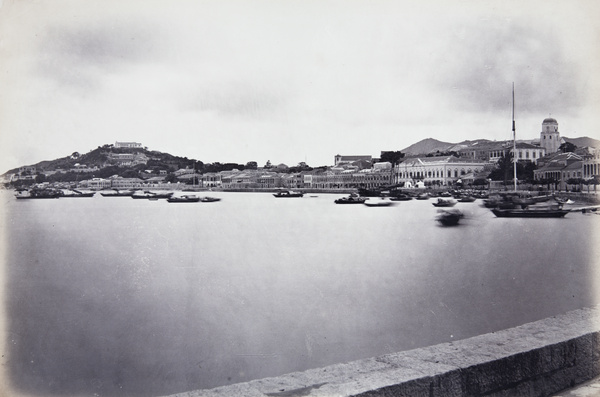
[491,208,569,218]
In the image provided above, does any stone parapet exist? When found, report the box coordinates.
[166,306,600,397]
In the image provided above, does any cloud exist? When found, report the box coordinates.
[39,20,162,91]
[434,17,584,115]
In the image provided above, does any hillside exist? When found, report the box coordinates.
[3,145,197,175]
[563,136,600,149]
[402,136,599,157]
[401,138,455,155]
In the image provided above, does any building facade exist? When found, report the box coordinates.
[393,156,487,187]
[115,141,143,148]
[533,152,584,190]
[582,148,600,180]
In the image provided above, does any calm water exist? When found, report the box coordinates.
[1,191,599,396]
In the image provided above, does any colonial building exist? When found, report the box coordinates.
[115,141,143,148]
[512,142,546,164]
[107,153,148,166]
[533,152,583,190]
[393,156,487,187]
[582,147,600,180]
[458,141,511,162]
[334,155,372,166]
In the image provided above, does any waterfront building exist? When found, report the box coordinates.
[80,178,112,189]
[533,152,584,190]
[394,156,487,187]
[539,118,564,154]
[201,172,221,188]
[110,177,144,189]
[582,147,600,180]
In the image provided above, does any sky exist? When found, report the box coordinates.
[0,0,599,172]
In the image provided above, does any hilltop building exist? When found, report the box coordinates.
[115,141,143,149]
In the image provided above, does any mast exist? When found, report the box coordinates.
[512,83,517,192]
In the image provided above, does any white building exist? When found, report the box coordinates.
[115,141,143,148]
[394,156,488,186]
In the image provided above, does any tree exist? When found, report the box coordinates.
[380,151,405,165]
[488,154,535,186]
[164,173,178,183]
[559,142,577,153]
[488,154,514,184]
[245,161,258,170]
[121,169,139,178]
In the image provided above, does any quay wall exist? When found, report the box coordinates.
[166,306,600,397]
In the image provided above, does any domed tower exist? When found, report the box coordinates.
[540,117,560,154]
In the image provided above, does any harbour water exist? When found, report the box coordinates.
[2,191,599,396]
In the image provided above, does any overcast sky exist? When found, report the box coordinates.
[0,0,599,172]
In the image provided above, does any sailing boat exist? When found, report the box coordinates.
[491,84,570,218]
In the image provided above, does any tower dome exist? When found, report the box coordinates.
[543,117,558,124]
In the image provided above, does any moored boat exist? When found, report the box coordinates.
[61,189,95,197]
[100,189,135,197]
[364,197,394,207]
[390,194,412,201]
[432,198,457,207]
[199,196,221,202]
[334,193,367,204]
[15,188,61,199]
[491,204,570,218]
[167,194,201,203]
[273,190,304,198]
[132,191,174,199]
[457,196,476,203]
[436,209,464,226]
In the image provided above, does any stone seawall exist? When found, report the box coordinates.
[166,306,600,397]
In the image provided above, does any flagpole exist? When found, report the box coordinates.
[512,83,517,192]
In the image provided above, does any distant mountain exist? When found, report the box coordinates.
[401,138,455,155]
[402,136,599,157]
[563,136,600,149]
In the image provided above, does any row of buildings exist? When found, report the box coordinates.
[7,122,600,191]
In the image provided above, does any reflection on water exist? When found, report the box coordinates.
[2,191,599,396]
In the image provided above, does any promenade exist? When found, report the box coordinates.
[166,305,600,397]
